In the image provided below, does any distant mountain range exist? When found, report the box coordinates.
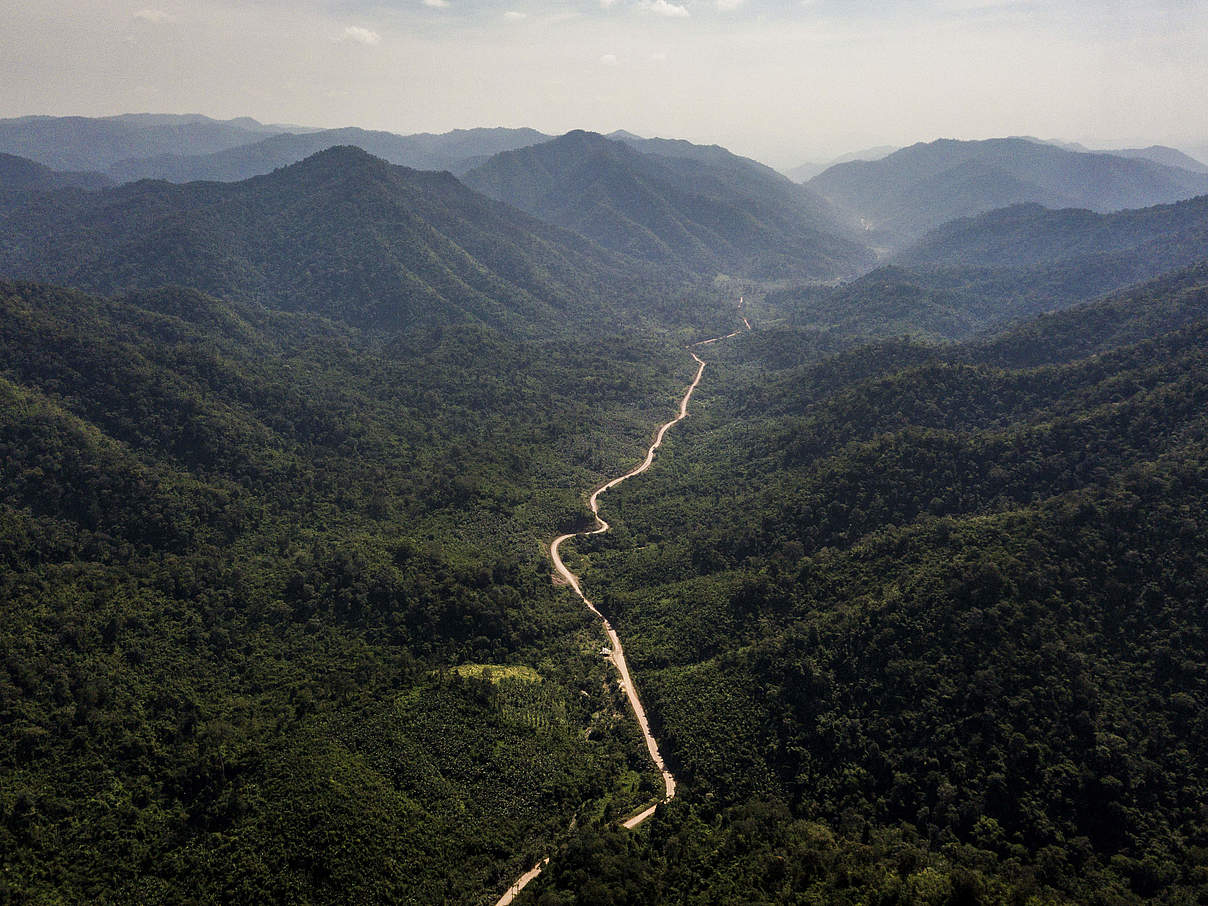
[1020,137,1208,174]
[462,130,872,280]
[103,126,553,183]
[5,114,1208,291]
[808,137,1208,245]
[0,146,668,332]
[788,140,1208,186]
[0,114,551,183]
[785,146,898,183]
[0,113,297,172]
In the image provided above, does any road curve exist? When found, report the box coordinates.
[548,351,705,807]
[492,305,747,906]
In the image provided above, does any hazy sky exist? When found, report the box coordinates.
[2,0,1206,167]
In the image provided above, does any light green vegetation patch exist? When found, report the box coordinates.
[452,663,543,684]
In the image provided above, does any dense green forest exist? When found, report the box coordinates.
[0,278,733,903]
[515,267,1208,904]
[4,135,1208,905]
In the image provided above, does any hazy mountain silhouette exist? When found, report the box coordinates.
[809,137,1208,244]
[105,126,551,183]
[786,146,897,183]
[0,114,293,172]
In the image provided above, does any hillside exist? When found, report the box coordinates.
[517,267,1208,904]
[786,145,898,183]
[901,195,1208,271]
[0,153,112,193]
[462,130,872,280]
[0,275,721,904]
[0,146,692,334]
[768,195,1208,341]
[105,126,550,183]
[808,137,1208,244]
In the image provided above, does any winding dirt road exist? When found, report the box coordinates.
[492,303,747,906]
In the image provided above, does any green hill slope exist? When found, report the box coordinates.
[0,278,710,904]
[769,196,1208,341]
[519,268,1208,904]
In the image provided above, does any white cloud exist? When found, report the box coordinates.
[717,0,744,9]
[650,51,668,61]
[642,0,690,17]
[133,9,172,24]
[600,0,620,9]
[341,25,381,45]
[504,10,527,19]
[423,0,451,8]
[600,53,619,65]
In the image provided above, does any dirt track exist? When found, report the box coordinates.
[492,305,747,905]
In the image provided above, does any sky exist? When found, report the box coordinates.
[1,0,1206,168]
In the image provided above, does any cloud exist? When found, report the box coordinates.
[341,25,381,45]
[650,51,668,61]
[716,0,744,9]
[600,53,619,65]
[503,9,526,19]
[133,9,172,24]
[600,0,620,8]
[642,0,690,17]
[423,0,451,7]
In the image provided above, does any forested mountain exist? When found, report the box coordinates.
[808,137,1208,244]
[0,276,719,904]
[0,114,294,172]
[0,153,112,193]
[462,130,872,280]
[517,266,1208,904]
[901,195,1208,271]
[105,126,551,183]
[770,194,1208,341]
[0,146,693,333]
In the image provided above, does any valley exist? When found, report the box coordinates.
[1,114,1207,906]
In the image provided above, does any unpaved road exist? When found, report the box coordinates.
[492,309,747,906]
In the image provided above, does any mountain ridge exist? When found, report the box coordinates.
[0,145,680,333]
[463,130,873,280]
[808,137,1208,244]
